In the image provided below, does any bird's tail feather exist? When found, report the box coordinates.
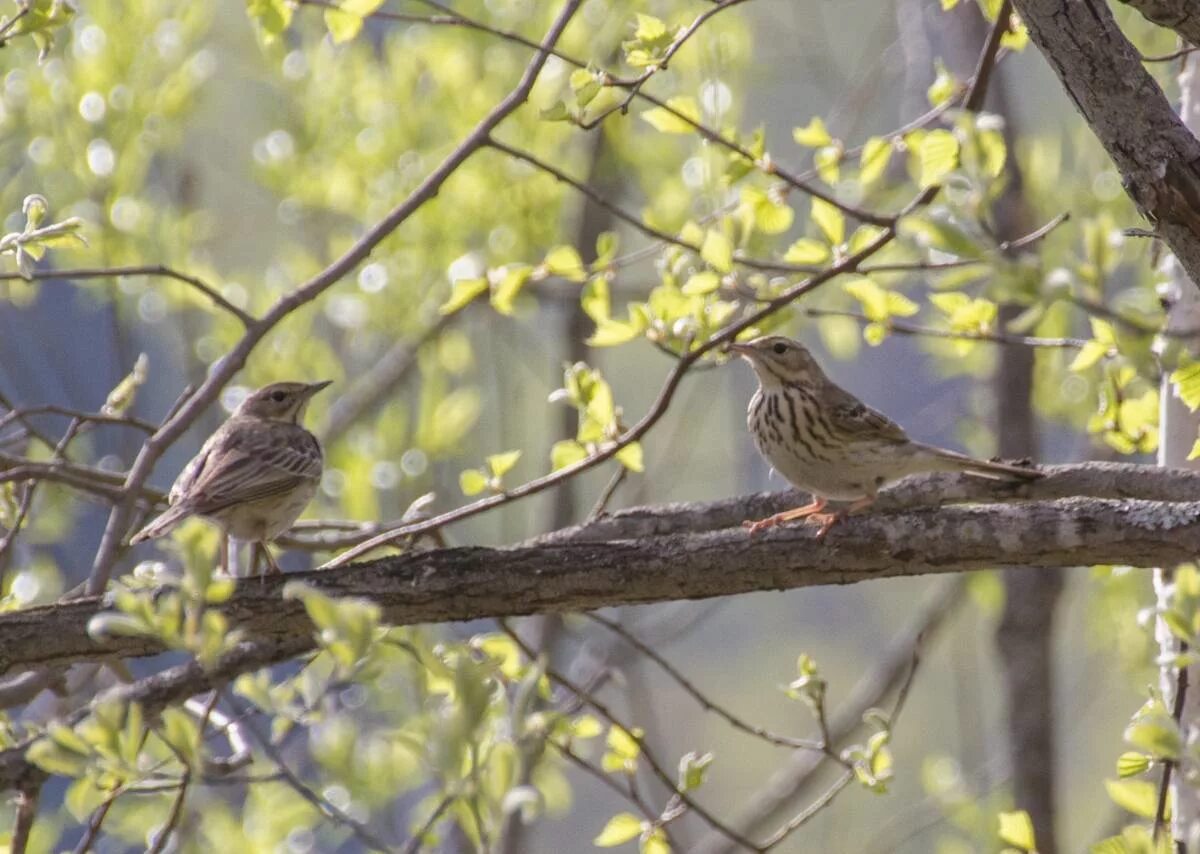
[922,445,1043,481]
[129,504,193,544]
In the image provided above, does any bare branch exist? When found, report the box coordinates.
[0,265,254,327]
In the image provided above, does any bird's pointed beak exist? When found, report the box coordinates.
[306,380,333,396]
[727,342,755,359]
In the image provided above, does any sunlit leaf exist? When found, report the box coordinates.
[793,116,832,147]
[998,810,1036,851]
[594,812,643,847]
[918,129,960,188]
[810,198,844,245]
[459,468,489,496]
[642,96,700,134]
[1104,778,1160,819]
[701,229,734,273]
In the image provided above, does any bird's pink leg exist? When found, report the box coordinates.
[743,497,828,535]
[807,494,877,541]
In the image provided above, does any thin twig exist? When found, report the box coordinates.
[586,613,825,752]
[398,788,458,854]
[72,795,115,854]
[801,308,1089,349]
[238,711,395,852]
[1154,639,1189,844]
[145,770,190,854]
[501,620,761,852]
[760,626,924,851]
[10,778,41,854]
[0,265,254,326]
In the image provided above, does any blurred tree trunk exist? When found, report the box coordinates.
[495,127,615,854]
[907,2,1064,844]
[988,61,1062,854]
[1157,52,1200,853]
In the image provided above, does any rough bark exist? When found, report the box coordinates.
[0,463,1195,793]
[0,464,1194,678]
[1011,0,1200,285]
[1117,0,1200,46]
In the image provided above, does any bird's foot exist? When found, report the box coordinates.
[806,512,843,542]
[743,498,828,535]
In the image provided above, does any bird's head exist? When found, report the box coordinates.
[236,380,332,423]
[728,336,825,387]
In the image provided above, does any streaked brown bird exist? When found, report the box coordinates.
[130,380,330,575]
[730,336,1041,539]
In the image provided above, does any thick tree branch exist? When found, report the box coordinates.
[1118,0,1200,47]
[0,462,1194,793]
[0,463,1193,678]
[1011,0,1200,284]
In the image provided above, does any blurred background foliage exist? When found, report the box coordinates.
[0,0,1193,850]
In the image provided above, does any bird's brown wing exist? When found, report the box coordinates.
[175,421,322,516]
[823,382,910,445]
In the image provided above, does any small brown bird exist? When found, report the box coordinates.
[130,380,330,575]
[730,336,1040,539]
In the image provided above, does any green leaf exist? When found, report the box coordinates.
[589,319,641,347]
[927,61,957,107]
[815,146,840,184]
[810,198,844,245]
[570,68,602,107]
[539,101,570,122]
[844,277,917,321]
[551,439,588,470]
[491,265,533,315]
[582,277,611,322]
[783,238,830,265]
[998,810,1037,851]
[1125,715,1182,760]
[545,245,587,282]
[440,277,488,314]
[918,129,960,188]
[1188,438,1200,461]
[1104,778,1159,819]
[1116,752,1152,778]
[641,828,669,854]
[1091,317,1118,345]
[1070,341,1110,373]
[247,0,293,38]
[459,468,489,496]
[487,450,522,479]
[701,229,734,273]
[977,128,1007,177]
[1170,360,1200,410]
[594,812,643,847]
[793,116,832,148]
[595,232,620,267]
[741,186,794,235]
[324,8,364,42]
[681,271,721,295]
[859,137,892,185]
[633,13,667,42]
[615,442,644,472]
[677,751,714,791]
[642,96,700,134]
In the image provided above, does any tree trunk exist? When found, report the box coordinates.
[1156,51,1200,854]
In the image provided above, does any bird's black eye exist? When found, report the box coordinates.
[271,390,287,402]
[772,342,788,355]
